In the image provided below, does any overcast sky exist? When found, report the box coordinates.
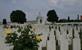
[0,0,82,22]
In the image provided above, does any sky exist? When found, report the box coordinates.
[0,0,82,22]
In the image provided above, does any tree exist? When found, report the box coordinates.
[68,16,70,21]
[5,25,42,50]
[10,10,26,23]
[3,18,7,25]
[77,14,79,20]
[47,10,58,23]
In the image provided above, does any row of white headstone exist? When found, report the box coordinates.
[46,25,81,50]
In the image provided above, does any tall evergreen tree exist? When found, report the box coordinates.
[47,10,58,23]
[10,10,26,23]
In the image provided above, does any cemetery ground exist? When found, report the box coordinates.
[0,23,82,50]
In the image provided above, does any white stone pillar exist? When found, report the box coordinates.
[60,35,68,50]
[38,42,42,50]
[47,29,56,50]
[56,29,61,46]
[73,38,81,50]
[73,29,81,50]
[47,40,52,50]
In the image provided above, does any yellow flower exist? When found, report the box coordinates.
[4,28,13,34]
[36,35,42,42]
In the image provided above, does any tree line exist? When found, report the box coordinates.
[3,9,82,25]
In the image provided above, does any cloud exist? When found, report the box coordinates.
[48,0,81,6]
[48,0,59,6]
[12,0,16,4]
[48,0,57,4]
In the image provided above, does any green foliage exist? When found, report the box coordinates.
[5,25,41,50]
[47,10,58,23]
[10,10,26,24]
[5,32,18,44]
[17,27,22,33]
